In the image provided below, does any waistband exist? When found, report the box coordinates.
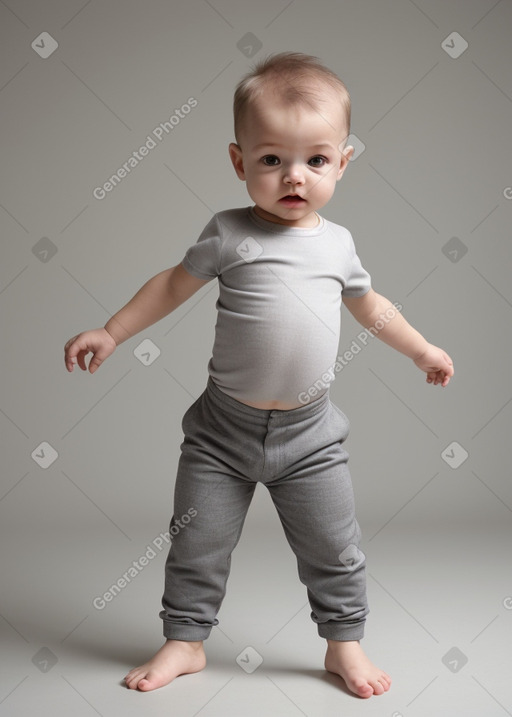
[206,376,330,426]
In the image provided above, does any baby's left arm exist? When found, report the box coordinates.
[343,289,454,387]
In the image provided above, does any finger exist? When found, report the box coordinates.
[64,335,79,351]
[77,350,89,371]
[65,338,83,363]
[428,370,440,385]
[88,356,103,374]
[65,340,81,371]
[65,355,77,372]
[87,344,113,374]
[440,360,454,386]
[443,354,454,375]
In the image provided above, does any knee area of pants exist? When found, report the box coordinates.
[338,544,366,571]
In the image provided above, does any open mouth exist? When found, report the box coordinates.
[279,195,306,204]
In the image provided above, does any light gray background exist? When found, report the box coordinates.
[1,1,511,715]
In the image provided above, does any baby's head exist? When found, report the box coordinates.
[229,52,354,228]
[233,51,351,149]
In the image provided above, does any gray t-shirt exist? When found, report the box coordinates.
[182,206,371,405]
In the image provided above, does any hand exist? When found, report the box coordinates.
[64,328,117,374]
[413,343,454,387]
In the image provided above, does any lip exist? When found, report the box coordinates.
[279,195,306,206]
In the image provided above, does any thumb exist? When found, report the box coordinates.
[88,344,113,374]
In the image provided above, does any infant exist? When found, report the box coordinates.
[65,51,453,699]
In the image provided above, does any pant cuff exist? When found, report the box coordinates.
[317,620,366,641]
[162,622,213,641]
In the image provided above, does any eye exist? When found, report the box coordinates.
[308,155,328,167]
[262,155,280,166]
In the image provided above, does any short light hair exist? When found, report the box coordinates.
[233,51,351,146]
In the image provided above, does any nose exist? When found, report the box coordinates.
[283,162,305,186]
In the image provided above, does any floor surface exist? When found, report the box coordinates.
[1,484,511,717]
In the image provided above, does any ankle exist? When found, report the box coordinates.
[326,639,359,649]
[167,638,204,650]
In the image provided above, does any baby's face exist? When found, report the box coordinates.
[229,91,353,228]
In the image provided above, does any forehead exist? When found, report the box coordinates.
[242,89,347,149]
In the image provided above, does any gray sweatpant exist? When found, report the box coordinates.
[159,376,369,642]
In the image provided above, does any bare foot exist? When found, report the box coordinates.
[324,640,391,699]
[124,639,206,691]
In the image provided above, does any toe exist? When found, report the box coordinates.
[124,670,144,690]
[359,686,374,699]
[370,679,385,696]
[137,678,153,691]
[380,673,392,690]
[353,678,374,699]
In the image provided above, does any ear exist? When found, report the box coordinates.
[337,144,354,181]
[229,143,246,180]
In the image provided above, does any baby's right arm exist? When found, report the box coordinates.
[64,263,210,374]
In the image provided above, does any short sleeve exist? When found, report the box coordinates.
[182,215,222,280]
[342,231,371,297]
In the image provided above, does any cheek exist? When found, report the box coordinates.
[317,173,338,193]
[243,174,270,202]
[248,173,272,192]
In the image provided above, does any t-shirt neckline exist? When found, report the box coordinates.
[247,206,326,236]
